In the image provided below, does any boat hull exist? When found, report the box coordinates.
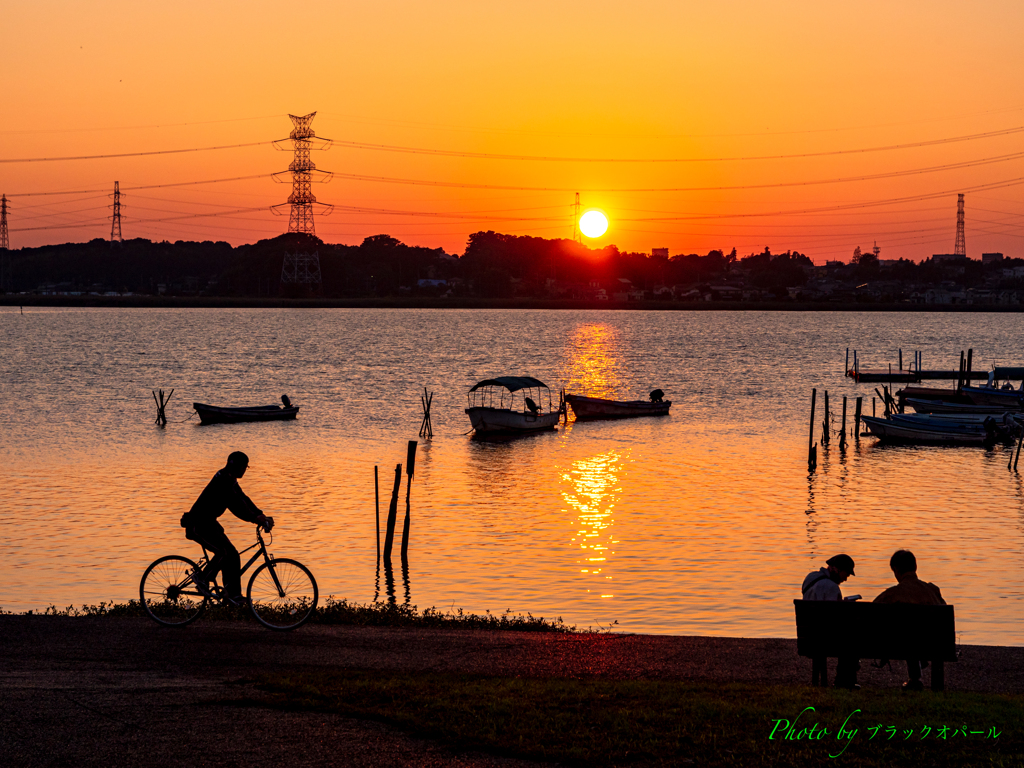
[962,386,1024,408]
[465,406,560,434]
[565,394,671,420]
[861,415,1002,445]
[193,402,300,425]
[905,397,1016,415]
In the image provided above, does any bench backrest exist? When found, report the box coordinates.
[794,600,956,661]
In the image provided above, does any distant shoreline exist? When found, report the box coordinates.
[3,295,1024,312]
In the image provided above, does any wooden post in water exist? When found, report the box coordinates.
[845,348,849,376]
[1013,428,1024,471]
[374,465,380,565]
[821,390,830,446]
[899,348,903,371]
[854,397,863,441]
[808,389,817,472]
[152,388,173,426]
[418,388,433,439]
[383,463,402,565]
[401,440,417,564]
[872,397,876,417]
[839,396,848,449]
[966,348,973,387]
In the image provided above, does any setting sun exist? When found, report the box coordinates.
[579,210,609,238]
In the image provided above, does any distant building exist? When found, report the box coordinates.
[932,253,968,263]
[652,248,669,258]
[982,252,1004,265]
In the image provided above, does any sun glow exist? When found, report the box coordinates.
[579,210,609,238]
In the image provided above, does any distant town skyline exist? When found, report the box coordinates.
[3,1,1024,263]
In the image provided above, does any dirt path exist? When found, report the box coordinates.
[2,617,1022,767]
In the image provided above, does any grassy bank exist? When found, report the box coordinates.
[15,597,577,632]
[253,670,1023,767]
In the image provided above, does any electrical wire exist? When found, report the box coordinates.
[330,151,1024,193]
[0,141,274,164]
[332,124,1024,164]
[8,174,275,198]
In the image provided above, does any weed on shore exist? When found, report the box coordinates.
[255,671,1023,767]
[20,597,577,632]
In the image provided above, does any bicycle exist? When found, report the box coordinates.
[139,523,318,631]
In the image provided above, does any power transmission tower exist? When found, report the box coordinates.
[110,181,123,245]
[0,194,9,293]
[281,250,323,295]
[572,192,581,244]
[274,112,332,235]
[954,193,966,257]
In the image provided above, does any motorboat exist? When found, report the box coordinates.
[465,376,562,434]
[193,396,299,425]
[565,392,671,420]
[904,397,1017,415]
[860,414,1014,445]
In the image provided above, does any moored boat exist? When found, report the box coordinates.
[565,392,671,421]
[194,397,299,425]
[905,397,1017,415]
[861,414,1013,445]
[465,376,562,434]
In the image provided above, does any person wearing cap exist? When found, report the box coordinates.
[801,554,859,688]
[179,451,274,607]
[873,549,945,691]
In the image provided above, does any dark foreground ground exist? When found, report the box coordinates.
[2,617,1021,767]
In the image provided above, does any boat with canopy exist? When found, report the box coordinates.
[465,376,562,434]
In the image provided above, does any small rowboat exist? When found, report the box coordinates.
[565,393,671,421]
[193,402,299,425]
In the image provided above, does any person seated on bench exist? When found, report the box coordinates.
[873,549,945,691]
[801,553,859,689]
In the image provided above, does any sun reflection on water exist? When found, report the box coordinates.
[562,323,622,397]
[562,451,624,598]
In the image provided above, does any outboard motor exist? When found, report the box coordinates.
[281,394,292,408]
[650,389,665,403]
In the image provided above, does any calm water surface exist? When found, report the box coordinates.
[2,308,1022,644]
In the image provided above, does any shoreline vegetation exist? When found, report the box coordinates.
[2,613,1021,766]
[256,672,1023,767]
[6,598,580,632]
[4,295,1024,312]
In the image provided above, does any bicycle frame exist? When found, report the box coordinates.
[197,527,286,599]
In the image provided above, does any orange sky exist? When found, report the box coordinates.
[3,1,1024,263]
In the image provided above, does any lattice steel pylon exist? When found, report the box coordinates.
[281,250,323,295]
[273,112,333,236]
[0,194,10,293]
[954,193,966,257]
[110,181,123,244]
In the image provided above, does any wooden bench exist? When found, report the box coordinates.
[794,600,957,691]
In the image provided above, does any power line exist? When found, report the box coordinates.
[0,141,273,164]
[331,124,1024,164]
[8,174,274,198]
[328,150,1024,193]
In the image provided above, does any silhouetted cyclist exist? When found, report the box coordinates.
[180,451,274,607]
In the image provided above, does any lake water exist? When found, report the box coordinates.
[1,307,1022,644]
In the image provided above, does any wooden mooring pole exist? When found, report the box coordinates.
[839,396,848,449]
[821,390,830,446]
[808,389,817,472]
[854,397,863,441]
[374,465,380,565]
[383,463,402,565]
[152,388,173,426]
[401,440,417,564]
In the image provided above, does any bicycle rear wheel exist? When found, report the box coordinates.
[247,558,318,631]
[139,555,208,627]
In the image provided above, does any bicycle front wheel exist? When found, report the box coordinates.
[139,555,208,627]
[247,558,318,631]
